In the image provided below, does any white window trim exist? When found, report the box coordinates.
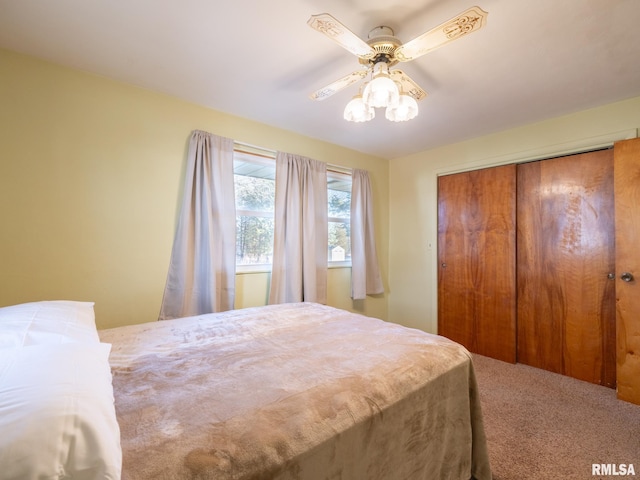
[237,263,272,274]
[237,208,273,218]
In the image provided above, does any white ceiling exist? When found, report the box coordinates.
[1,0,640,159]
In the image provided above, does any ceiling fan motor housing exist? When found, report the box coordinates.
[361,26,402,66]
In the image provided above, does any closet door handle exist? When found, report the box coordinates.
[620,272,634,282]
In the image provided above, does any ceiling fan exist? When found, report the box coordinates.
[307,6,488,122]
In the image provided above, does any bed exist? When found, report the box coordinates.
[101,302,491,480]
[0,301,492,480]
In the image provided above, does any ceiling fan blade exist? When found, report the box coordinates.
[390,70,427,101]
[308,13,376,60]
[394,6,488,62]
[309,69,369,101]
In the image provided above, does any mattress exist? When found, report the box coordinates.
[99,302,491,480]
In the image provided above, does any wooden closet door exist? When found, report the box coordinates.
[614,138,640,404]
[517,150,616,387]
[438,165,517,363]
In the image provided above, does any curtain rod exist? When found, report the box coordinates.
[234,141,276,158]
[233,141,353,175]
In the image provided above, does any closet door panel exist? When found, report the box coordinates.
[438,165,516,363]
[515,162,564,374]
[517,150,615,386]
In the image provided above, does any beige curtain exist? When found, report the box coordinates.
[350,169,384,300]
[159,130,236,320]
[269,152,328,304]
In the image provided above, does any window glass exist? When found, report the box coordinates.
[327,171,351,263]
[234,152,275,266]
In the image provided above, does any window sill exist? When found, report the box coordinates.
[236,262,352,275]
[236,264,271,275]
[328,261,352,269]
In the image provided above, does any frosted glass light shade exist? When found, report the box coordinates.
[385,93,419,122]
[362,62,399,109]
[344,94,374,122]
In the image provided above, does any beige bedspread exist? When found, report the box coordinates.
[99,303,491,480]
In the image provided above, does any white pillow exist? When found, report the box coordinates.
[0,300,100,348]
[0,342,122,479]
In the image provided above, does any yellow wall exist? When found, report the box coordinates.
[4,46,640,334]
[388,96,640,333]
[0,49,389,328]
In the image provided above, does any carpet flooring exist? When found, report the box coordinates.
[471,354,640,479]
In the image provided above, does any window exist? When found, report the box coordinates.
[327,170,351,265]
[234,150,275,268]
[233,147,351,270]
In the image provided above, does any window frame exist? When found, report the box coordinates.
[234,148,276,273]
[233,144,352,273]
[326,168,352,268]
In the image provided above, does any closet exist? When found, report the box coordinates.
[516,150,615,387]
[437,138,640,404]
[437,164,516,364]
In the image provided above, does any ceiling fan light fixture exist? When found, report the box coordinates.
[344,93,375,122]
[362,61,399,109]
[308,8,489,124]
[385,91,419,122]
